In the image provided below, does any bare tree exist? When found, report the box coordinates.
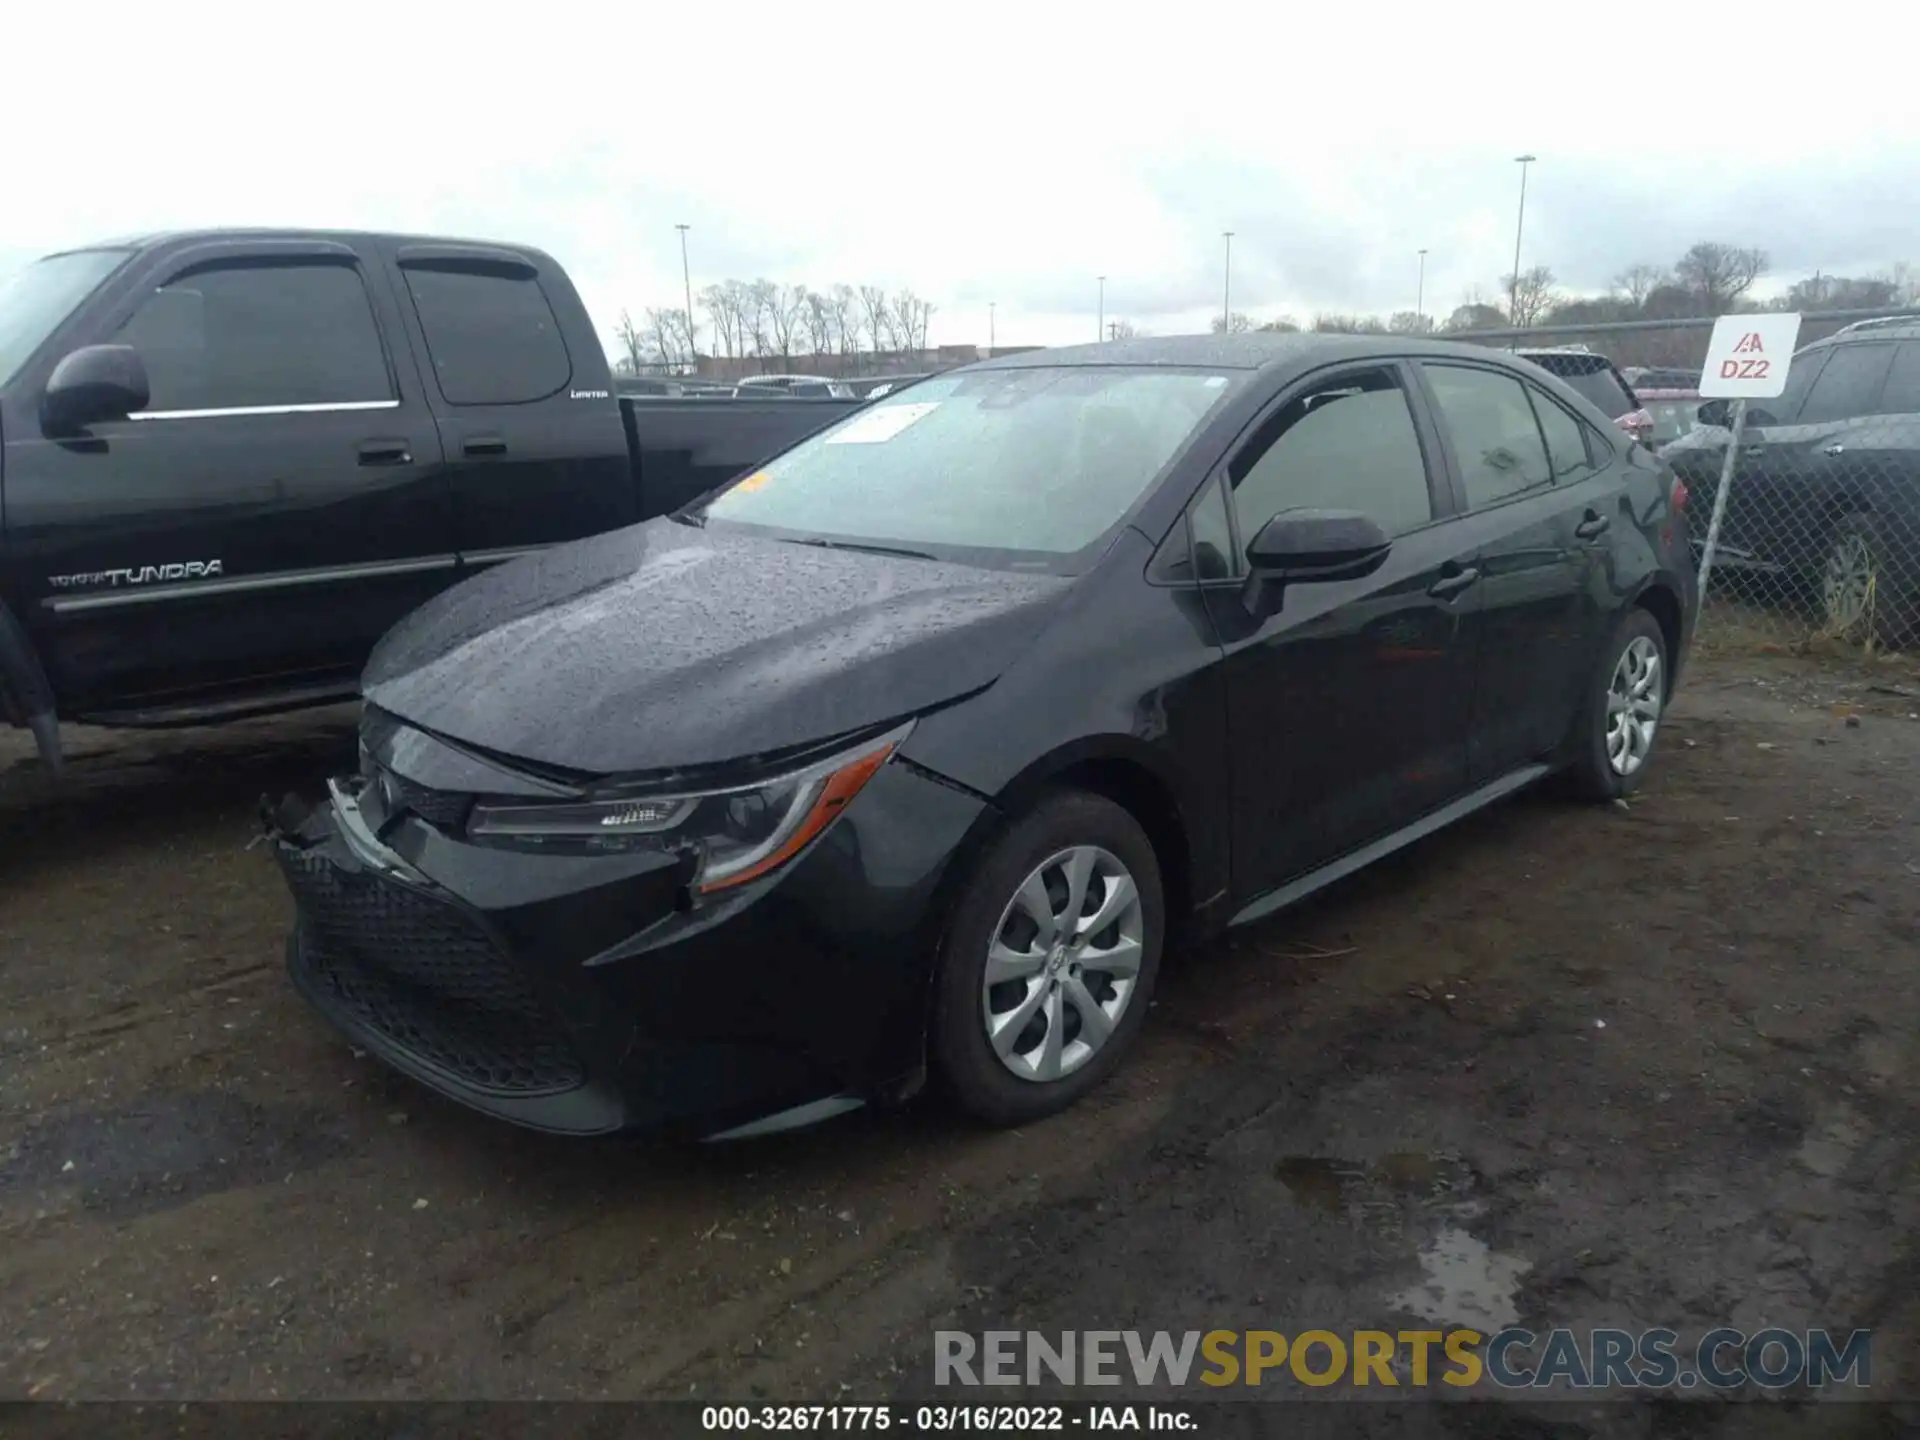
[828,284,861,359]
[1612,263,1667,310]
[1313,313,1388,334]
[1388,310,1435,334]
[669,308,697,364]
[700,282,744,359]
[1256,315,1301,333]
[1107,319,1144,340]
[799,289,834,362]
[1445,301,1508,332]
[613,310,648,376]
[642,307,687,369]
[1786,273,1901,311]
[859,286,892,355]
[738,279,780,361]
[761,282,806,362]
[1501,266,1560,327]
[1210,311,1251,334]
[1888,261,1920,306]
[1674,243,1767,314]
[892,289,933,353]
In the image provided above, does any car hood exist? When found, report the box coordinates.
[362,519,1072,776]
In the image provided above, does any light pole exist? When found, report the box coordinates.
[1416,248,1428,329]
[1097,276,1106,342]
[989,302,996,352]
[1222,232,1234,330]
[675,223,695,362]
[1509,155,1535,326]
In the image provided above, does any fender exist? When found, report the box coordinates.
[0,602,62,773]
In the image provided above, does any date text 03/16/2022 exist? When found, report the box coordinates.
[701,1405,1195,1432]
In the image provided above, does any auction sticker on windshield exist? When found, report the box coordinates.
[1698,312,1801,399]
[827,402,940,445]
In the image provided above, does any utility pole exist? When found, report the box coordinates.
[1222,232,1235,330]
[989,301,996,352]
[675,223,695,366]
[1509,156,1535,325]
[1416,248,1428,329]
[1107,321,1121,342]
[1097,276,1106,342]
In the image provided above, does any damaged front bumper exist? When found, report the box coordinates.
[261,741,989,1139]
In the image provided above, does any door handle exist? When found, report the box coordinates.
[1574,511,1611,540]
[1428,565,1480,599]
[356,438,413,466]
[1823,443,1846,457]
[462,435,508,458]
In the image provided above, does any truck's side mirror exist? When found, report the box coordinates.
[41,345,150,436]
[1695,398,1731,430]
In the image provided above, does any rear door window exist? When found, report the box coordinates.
[1874,343,1920,415]
[1796,343,1894,425]
[401,263,571,406]
[1527,388,1596,480]
[1423,364,1554,508]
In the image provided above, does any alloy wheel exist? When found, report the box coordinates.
[982,845,1144,1083]
[1606,635,1663,777]
[1822,530,1875,637]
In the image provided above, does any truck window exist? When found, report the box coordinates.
[401,265,571,406]
[116,261,393,413]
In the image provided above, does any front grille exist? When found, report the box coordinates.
[281,846,584,1095]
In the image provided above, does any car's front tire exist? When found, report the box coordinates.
[930,790,1164,1127]
[1567,608,1670,802]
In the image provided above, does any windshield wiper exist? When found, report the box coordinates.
[786,536,939,561]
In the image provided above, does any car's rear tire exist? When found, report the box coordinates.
[1566,608,1670,802]
[930,790,1164,1128]
[1822,511,1917,650]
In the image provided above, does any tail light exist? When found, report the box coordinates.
[1671,477,1688,512]
[1616,408,1655,445]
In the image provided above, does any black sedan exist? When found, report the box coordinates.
[267,335,1697,1140]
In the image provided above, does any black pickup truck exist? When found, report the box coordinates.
[0,229,861,769]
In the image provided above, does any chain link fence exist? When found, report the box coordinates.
[1449,309,1920,659]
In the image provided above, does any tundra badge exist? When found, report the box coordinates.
[49,560,224,590]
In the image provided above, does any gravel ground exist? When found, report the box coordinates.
[3,650,1919,1433]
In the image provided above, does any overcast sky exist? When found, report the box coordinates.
[6,2,1915,355]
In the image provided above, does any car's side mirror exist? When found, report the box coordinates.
[40,345,150,436]
[1695,398,1731,429]
[1241,508,1392,615]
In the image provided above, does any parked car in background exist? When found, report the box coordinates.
[1636,386,1704,447]
[0,230,860,770]
[1660,318,1920,645]
[736,373,859,399]
[1516,346,1655,446]
[856,372,934,400]
[1622,366,1701,393]
[268,333,1696,1141]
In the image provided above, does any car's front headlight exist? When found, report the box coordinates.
[465,721,912,893]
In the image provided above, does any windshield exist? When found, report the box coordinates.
[0,249,132,387]
[700,366,1239,565]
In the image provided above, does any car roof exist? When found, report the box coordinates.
[1813,317,1920,346]
[966,332,1551,375]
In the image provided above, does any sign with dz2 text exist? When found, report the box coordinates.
[1698,312,1802,399]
